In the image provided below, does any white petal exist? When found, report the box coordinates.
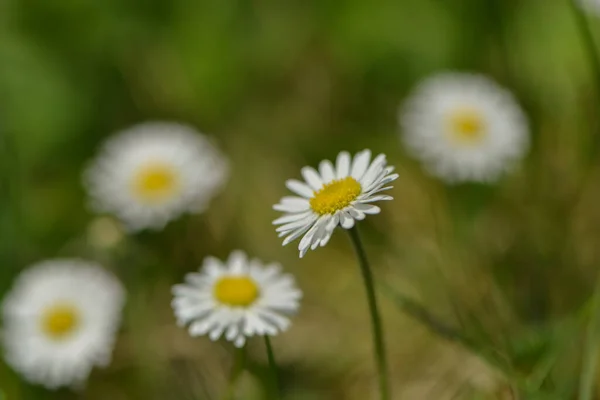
[319,160,336,182]
[364,186,394,196]
[301,215,330,252]
[255,308,291,331]
[273,197,310,212]
[225,324,239,341]
[354,203,381,214]
[298,224,319,253]
[227,251,247,270]
[189,313,219,336]
[234,335,246,348]
[360,195,393,203]
[285,180,314,198]
[365,173,398,193]
[339,211,355,229]
[272,211,312,225]
[351,150,371,180]
[299,246,309,258]
[336,151,351,178]
[174,303,213,321]
[310,229,324,249]
[326,213,340,231]
[380,173,399,186]
[360,154,386,187]
[301,167,323,191]
[347,207,365,220]
[319,231,333,247]
[282,223,313,246]
[276,216,315,233]
[209,325,225,341]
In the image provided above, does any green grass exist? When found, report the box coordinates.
[1,0,600,398]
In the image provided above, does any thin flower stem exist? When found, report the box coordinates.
[264,335,280,399]
[578,274,600,400]
[223,345,246,400]
[347,226,390,400]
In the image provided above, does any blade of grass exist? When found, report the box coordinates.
[578,274,600,400]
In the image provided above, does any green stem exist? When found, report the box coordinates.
[347,226,390,400]
[223,345,246,400]
[264,336,280,399]
[578,274,600,400]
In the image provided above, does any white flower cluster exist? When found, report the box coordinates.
[2,68,532,393]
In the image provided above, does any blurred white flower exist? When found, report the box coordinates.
[2,259,125,389]
[172,251,301,348]
[399,73,529,183]
[273,150,398,257]
[84,122,229,231]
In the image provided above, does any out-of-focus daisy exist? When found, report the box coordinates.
[172,251,301,348]
[2,259,125,389]
[84,122,229,231]
[273,150,398,257]
[399,73,529,183]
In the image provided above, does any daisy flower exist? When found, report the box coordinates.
[84,122,229,231]
[2,259,125,389]
[399,73,529,183]
[172,251,302,348]
[273,150,398,257]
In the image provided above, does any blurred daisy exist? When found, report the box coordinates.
[84,122,229,231]
[273,150,398,257]
[172,251,302,348]
[2,259,125,389]
[400,73,529,183]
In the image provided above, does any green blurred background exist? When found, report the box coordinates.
[2,0,600,398]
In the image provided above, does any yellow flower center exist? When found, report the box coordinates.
[309,177,362,215]
[132,162,179,204]
[447,108,486,144]
[41,303,80,340]
[214,276,259,307]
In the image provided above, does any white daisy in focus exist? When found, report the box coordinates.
[273,150,398,258]
[399,73,529,183]
[172,251,302,348]
[2,259,125,389]
[84,122,229,231]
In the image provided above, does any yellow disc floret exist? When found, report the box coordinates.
[214,276,260,307]
[132,162,179,204]
[447,108,486,144]
[310,177,362,215]
[41,303,80,340]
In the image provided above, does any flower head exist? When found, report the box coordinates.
[84,122,229,231]
[273,150,398,257]
[172,251,302,348]
[399,73,529,183]
[2,259,125,389]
